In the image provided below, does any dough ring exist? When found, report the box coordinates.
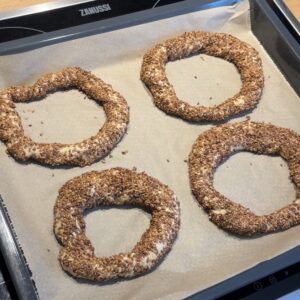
[189,121,300,236]
[54,168,180,281]
[0,67,129,167]
[141,31,264,122]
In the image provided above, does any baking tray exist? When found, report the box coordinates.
[0,1,299,300]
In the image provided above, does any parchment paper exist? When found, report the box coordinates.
[0,1,299,299]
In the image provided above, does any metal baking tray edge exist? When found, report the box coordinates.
[0,195,39,300]
[0,0,299,299]
[250,0,300,96]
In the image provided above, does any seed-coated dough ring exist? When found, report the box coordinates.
[189,121,300,236]
[141,31,264,122]
[0,67,129,167]
[54,168,180,281]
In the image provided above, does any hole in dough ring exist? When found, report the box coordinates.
[0,67,129,167]
[141,31,264,122]
[188,121,300,236]
[54,168,180,282]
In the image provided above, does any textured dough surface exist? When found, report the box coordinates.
[0,67,129,167]
[54,168,180,281]
[189,121,300,236]
[141,31,264,122]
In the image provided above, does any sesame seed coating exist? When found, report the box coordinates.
[141,31,264,122]
[0,67,129,167]
[54,168,180,281]
[189,121,300,236]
